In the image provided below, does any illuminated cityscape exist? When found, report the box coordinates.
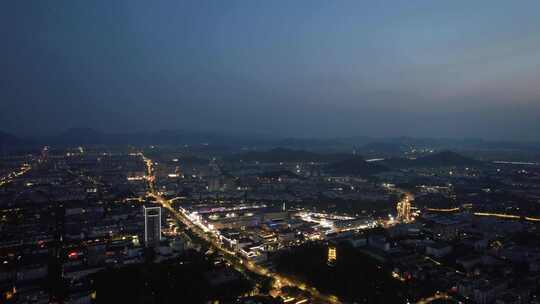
[2,142,540,303]
[2,1,540,303]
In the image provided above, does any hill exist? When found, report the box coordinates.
[41,128,270,147]
[357,142,403,157]
[415,151,481,167]
[325,156,389,177]
[227,148,350,163]
[0,131,30,148]
[382,151,482,169]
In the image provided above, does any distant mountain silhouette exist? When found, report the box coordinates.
[54,128,107,145]
[229,148,387,176]
[416,151,481,166]
[358,142,403,156]
[382,151,482,168]
[0,131,31,148]
[3,128,540,156]
[227,148,350,163]
[40,128,275,147]
[325,156,389,177]
[229,148,320,163]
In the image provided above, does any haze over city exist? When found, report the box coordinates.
[1,0,540,140]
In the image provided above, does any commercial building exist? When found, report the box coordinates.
[143,206,161,247]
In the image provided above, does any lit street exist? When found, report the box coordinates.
[142,153,341,303]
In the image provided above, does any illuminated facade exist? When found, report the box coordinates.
[327,245,337,267]
[143,206,161,247]
[397,195,412,223]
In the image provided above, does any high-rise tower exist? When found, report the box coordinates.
[143,206,161,247]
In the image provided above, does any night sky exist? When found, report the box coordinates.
[1,1,539,140]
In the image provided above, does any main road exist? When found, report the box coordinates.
[141,153,340,304]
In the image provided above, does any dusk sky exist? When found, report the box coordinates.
[1,1,539,140]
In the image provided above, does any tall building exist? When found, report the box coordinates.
[208,175,221,192]
[143,206,161,247]
[396,195,412,223]
[40,146,49,162]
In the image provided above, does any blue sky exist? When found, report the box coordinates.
[1,1,539,140]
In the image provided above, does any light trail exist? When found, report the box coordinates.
[365,158,385,162]
[426,207,460,212]
[474,212,540,222]
[493,161,538,166]
[474,212,520,219]
[416,292,450,304]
